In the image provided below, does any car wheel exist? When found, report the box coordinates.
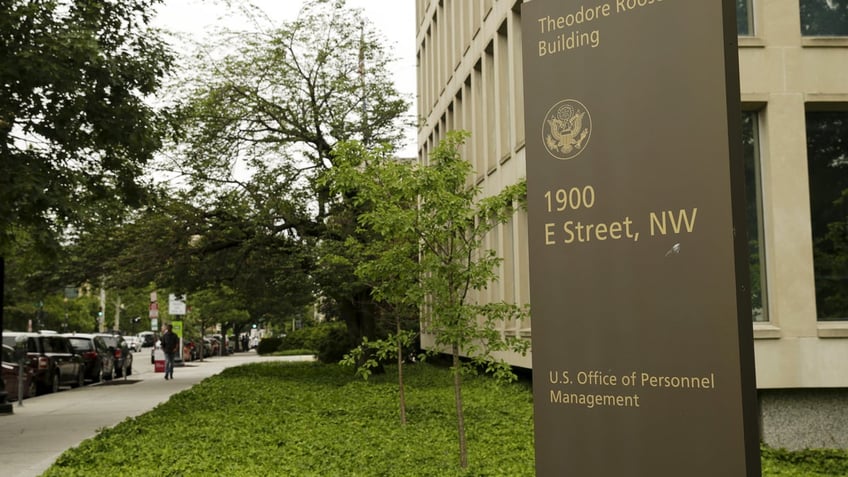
[26,379,37,399]
[104,366,113,381]
[92,363,101,383]
[126,364,132,376]
[51,371,60,393]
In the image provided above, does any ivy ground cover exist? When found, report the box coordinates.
[43,361,848,476]
[44,362,535,476]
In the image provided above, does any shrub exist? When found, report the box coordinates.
[256,337,283,355]
[281,322,353,363]
[315,323,354,363]
[761,444,848,476]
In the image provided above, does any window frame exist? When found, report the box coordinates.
[741,108,770,323]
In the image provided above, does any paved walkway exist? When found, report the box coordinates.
[0,351,314,477]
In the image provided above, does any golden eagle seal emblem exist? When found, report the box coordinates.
[543,99,592,160]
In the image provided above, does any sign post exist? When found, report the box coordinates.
[168,295,186,366]
[149,292,159,332]
[521,1,760,475]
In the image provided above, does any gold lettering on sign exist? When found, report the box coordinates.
[535,0,669,57]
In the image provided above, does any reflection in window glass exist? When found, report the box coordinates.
[737,0,754,36]
[800,0,848,36]
[806,111,848,320]
[742,112,768,321]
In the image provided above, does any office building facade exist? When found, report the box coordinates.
[415,0,848,449]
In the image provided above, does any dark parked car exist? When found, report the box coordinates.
[2,332,84,395]
[64,334,115,383]
[97,334,133,378]
[2,344,36,401]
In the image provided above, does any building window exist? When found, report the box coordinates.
[742,111,768,322]
[806,111,848,320]
[737,0,754,36]
[800,0,848,36]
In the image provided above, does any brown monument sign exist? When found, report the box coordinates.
[521,0,760,475]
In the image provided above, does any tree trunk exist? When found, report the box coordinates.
[452,344,467,468]
[339,290,384,374]
[397,318,407,426]
[198,321,205,362]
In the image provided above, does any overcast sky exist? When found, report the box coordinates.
[153,0,418,156]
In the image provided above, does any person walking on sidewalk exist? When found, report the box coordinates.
[161,324,179,380]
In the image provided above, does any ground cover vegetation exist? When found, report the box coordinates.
[43,361,848,476]
[44,362,536,477]
[761,446,848,476]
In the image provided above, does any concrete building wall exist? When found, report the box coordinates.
[760,389,848,450]
[416,0,848,449]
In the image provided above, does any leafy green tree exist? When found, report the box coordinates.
[185,286,249,359]
[62,156,326,343]
[0,0,172,410]
[0,0,173,252]
[330,133,530,468]
[168,0,409,348]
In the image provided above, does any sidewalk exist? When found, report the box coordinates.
[0,351,314,477]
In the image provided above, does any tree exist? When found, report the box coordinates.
[0,0,173,252]
[185,286,249,360]
[0,0,173,412]
[330,133,530,468]
[169,0,409,349]
[63,185,316,338]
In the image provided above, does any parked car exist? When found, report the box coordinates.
[2,332,84,395]
[63,334,115,383]
[96,334,133,378]
[2,344,36,401]
[123,335,142,352]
